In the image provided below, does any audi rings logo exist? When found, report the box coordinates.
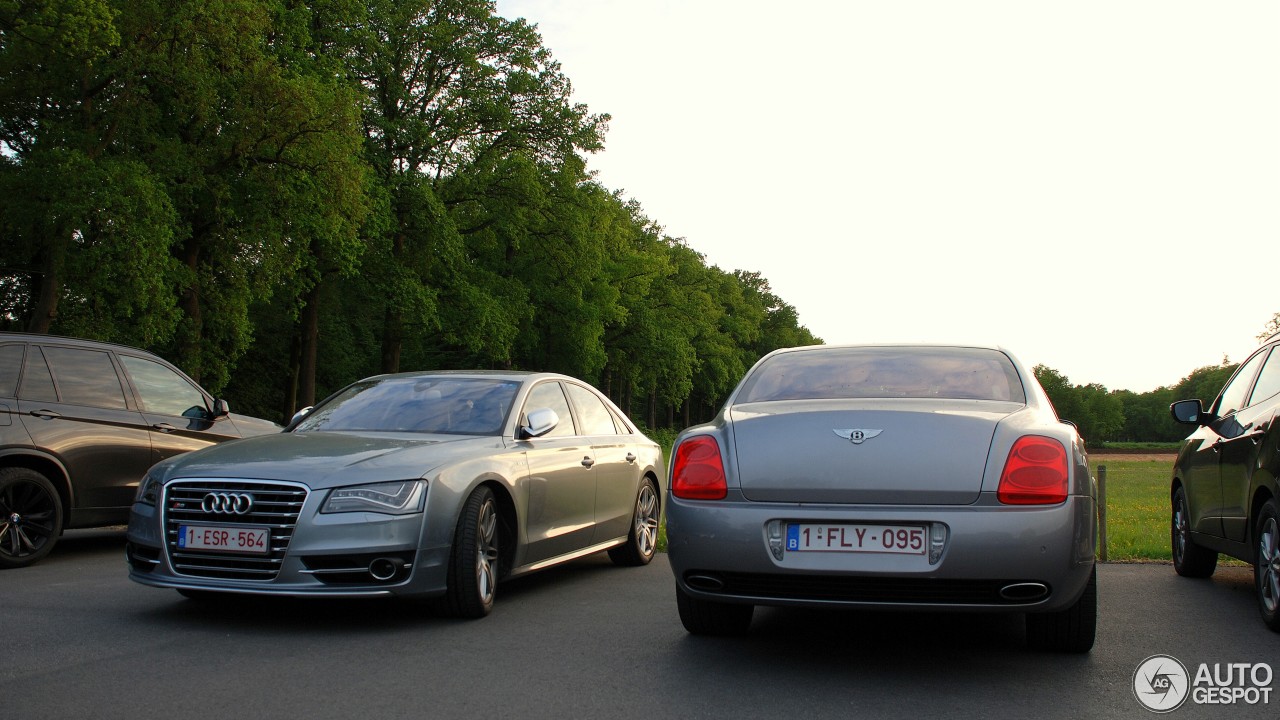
[201,492,254,515]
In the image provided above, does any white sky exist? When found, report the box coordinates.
[496,0,1280,393]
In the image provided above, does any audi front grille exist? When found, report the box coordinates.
[162,480,308,581]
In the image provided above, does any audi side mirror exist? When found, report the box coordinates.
[519,408,559,439]
[212,399,231,418]
[287,406,313,430]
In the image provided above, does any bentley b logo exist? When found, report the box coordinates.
[833,429,883,444]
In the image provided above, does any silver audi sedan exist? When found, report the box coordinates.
[126,371,663,618]
[666,345,1096,651]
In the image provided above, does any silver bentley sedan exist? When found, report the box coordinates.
[126,371,664,618]
[665,345,1096,651]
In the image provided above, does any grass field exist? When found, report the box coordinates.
[1094,453,1247,565]
[1094,454,1175,561]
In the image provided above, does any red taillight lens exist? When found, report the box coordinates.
[997,436,1069,505]
[671,436,727,500]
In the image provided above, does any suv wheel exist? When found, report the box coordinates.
[1256,499,1280,631]
[0,468,63,569]
[1172,486,1217,578]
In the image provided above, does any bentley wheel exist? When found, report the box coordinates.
[1026,565,1096,653]
[676,585,753,636]
[1172,486,1217,578]
[1255,499,1280,632]
[441,485,499,619]
[0,468,63,569]
[609,479,659,567]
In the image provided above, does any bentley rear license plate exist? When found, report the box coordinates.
[786,523,926,555]
[178,524,271,555]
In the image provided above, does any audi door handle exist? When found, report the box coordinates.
[581,457,595,468]
[152,423,177,434]
[28,409,61,420]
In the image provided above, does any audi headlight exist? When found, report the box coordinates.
[135,473,161,506]
[321,480,426,515]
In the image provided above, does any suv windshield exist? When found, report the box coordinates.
[295,377,519,435]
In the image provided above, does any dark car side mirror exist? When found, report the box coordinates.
[1170,399,1208,426]
[212,399,231,418]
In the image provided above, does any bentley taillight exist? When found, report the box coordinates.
[671,436,727,500]
[996,436,1069,505]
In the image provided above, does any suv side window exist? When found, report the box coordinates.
[18,346,58,402]
[524,382,575,437]
[0,344,24,397]
[119,355,208,418]
[1247,347,1280,408]
[565,383,617,436]
[40,346,128,409]
[1216,348,1268,418]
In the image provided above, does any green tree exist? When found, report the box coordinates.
[349,0,606,373]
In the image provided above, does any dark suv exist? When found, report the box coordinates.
[1170,333,1280,631]
[0,333,279,568]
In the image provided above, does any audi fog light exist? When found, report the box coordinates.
[321,480,426,515]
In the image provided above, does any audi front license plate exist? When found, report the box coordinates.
[786,523,926,555]
[178,524,271,555]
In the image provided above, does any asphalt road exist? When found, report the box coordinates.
[4,528,1277,720]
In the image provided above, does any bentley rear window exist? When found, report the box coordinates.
[737,347,1026,403]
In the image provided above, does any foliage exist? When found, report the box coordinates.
[0,0,820,425]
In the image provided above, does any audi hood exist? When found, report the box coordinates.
[145,431,506,490]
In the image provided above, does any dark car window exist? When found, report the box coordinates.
[565,383,617,435]
[296,377,518,435]
[1247,347,1280,408]
[1215,347,1268,418]
[0,344,24,397]
[120,355,208,418]
[524,381,575,437]
[18,346,57,402]
[40,346,128,409]
[737,347,1027,403]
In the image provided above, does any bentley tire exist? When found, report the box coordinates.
[1026,565,1096,653]
[676,585,753,636]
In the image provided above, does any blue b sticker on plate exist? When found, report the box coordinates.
[786,523,800,551]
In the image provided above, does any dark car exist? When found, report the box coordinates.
[1170,333,1280,631]
[0,333,279,568]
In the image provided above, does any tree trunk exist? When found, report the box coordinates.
[176,235,204,383]
[282,331,300,421]
[381,307,402,373]
[298,281,322,407]
[25,233,69,334]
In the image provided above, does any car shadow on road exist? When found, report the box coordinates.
[128,553,628,632]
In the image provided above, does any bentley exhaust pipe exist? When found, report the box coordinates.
[999,582,1049,601]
